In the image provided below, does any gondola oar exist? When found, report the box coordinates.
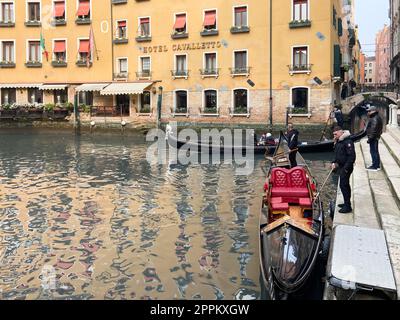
[314,167,334,199]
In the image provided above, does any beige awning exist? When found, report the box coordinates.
[100,82,153,95]
[39,84,68,91]
[0,83,42,89]
[75,83,110,92]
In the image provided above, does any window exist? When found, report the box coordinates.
[28,88,43,104]
[53,1,65,20]
[53,40,66,61]
[175,90,187,113]
[203,10,217,30]
[204,90,217,112]
[1,41,14,62]
[78,39,90,62]
[27,1,40,21]
[53,89,68,104]
[174,13,186,33]
[175,55,187,76]
[234,51,247,72]
[78,91,93,106]
[1,88,16,105]
[28,41,41,62]
[117,20,127,38]
[234,6,247,27]
[76,0,90,19]
[204,53,217,72]
[139,17,150,37]
[140,56,150,73]
[293,46,308,70]
[140,91,151,112]
[293,0,308,21]
[118,58,127,73]
[1,2,14,22]
[233,89,248,113]
[292,87,309,112]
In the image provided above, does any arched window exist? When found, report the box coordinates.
[291,87,309,112]
[204,90,217,113]
[233,89,248,113]
[175,90,187,113]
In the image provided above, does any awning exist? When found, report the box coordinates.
[100,82,152,96]
[235,6,247,13]
[54,1,65,17]
[0,83,42,89]
[140,17,149,24]
[39,84,68,91]
[79,40,90,53]
[53,40,66,53]
[174,14,186,29]
[203,11,216,26]
[118,20,126,28]
[76,0,90,16]
[75,83,110,92]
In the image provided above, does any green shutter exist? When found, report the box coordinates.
[338,18,343,37]
[334,45,341,77]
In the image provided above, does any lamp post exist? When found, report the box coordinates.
[269,0,273,128]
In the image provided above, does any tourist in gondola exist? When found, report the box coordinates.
[286,123,299,168]
[331,126,356,214]
[365,105,383,171]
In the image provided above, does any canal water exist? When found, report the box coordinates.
[0,128,337,300]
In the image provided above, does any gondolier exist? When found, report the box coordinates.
[285,123,299,168]
[331,126,356,214]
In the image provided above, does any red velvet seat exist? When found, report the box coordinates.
[271,187,309,198]
[270,167,310,202]
[270,197,283,204]
[299,198,312,207]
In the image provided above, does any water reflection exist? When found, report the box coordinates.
[0,129,336,300]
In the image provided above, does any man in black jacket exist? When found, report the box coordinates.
[332,126,356,214]
[366,106,383,171]
[286,123,299,168]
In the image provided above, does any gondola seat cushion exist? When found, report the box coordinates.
[271,202,289,214]
[299,198,312,207]
[271,187,309,198]
[270,167,309,201]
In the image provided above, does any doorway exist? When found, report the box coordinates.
[116,95,130,116]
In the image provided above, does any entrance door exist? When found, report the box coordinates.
[116,95,130,116]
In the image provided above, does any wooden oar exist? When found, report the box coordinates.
[314,167,334,199]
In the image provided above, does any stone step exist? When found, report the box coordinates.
[388,127,400,145]
[382,131,400,167]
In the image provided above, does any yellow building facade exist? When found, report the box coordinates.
[0,0,356,126]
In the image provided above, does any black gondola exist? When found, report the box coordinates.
[259,134,324,299]
[167,128,366,155]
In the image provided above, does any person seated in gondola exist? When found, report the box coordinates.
[257,133,267,146]
[265,133,276,146]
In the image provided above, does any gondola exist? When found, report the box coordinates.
[167,128,366,155]
[259,134,325,299]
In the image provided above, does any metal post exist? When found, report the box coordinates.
[157,86,163,128]
[269,0,273,128]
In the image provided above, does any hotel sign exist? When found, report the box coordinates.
[142,41,222,54]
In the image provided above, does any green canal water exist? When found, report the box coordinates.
[0,128,337,300]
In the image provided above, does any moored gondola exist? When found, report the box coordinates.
[259,134,325,299]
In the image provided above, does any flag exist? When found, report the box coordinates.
[87,26,95,67]
[40,31,49,62]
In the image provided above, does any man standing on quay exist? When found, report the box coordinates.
[332,126,356,214]
[365,106,383,171]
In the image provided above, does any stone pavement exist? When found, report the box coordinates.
[324,126,400,299]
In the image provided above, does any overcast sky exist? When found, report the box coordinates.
[355,0,390,57]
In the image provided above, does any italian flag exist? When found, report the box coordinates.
[40,31,49,61]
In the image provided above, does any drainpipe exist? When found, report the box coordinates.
[269,0,273,128]
[110,0,114,81]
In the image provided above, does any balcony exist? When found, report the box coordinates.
[75,17,91,25]
[172,107,189,117]
[52,18,66,26]
[76,60,92,67]
[230,67,251,77]
[171,70,189,79]
[24,20,41,27]
[112,0,127,4]
[136,71,152,80]
[200,29,219,37]
[135,35,152,42]
[229,106,251,118]
[200,107,219,117]
[52,60,68,67]
[171,31,188,39]
[25,61,42,68]
[199,68,219,79]
[289,20,312,29]
[0,21,15,27]
[0,61,16,68]
[113,72,129,81]
[230,26,250,34]
[288,64,312,75]
[113,37,128,44]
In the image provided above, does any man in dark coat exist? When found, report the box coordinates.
[365,106,383,171]
[332,126,356,214]
[286,123,299,168]
[332,106,344,128]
